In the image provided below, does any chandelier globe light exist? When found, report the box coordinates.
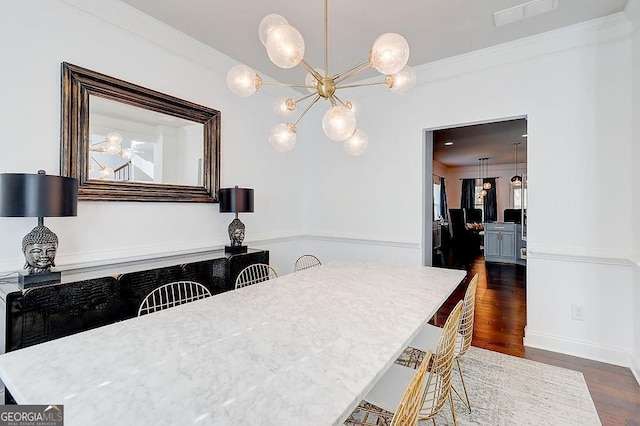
[344,129,369,156]
[269,123,297,152]
[322,105,356,141]
[226,0,415,156]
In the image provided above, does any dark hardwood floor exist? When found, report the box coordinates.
[433,254,640,426]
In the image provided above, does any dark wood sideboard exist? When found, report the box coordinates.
[0,249,268,355]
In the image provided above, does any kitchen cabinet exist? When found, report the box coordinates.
[484,222,517,263]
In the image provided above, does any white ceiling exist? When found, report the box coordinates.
[117,0,628,166]
[119,0,628,84]
[433,118,527,167]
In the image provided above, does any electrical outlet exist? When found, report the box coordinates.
[571,304,585,321]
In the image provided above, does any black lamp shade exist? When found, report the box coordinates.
[0,172,78,217]
[219,187,254,213]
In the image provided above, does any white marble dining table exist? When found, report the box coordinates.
[0,260,466,426]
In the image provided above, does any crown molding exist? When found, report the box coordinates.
[58,0,236,73]
[626,0,640,32]
[414,12,633,86]
[57,0,286,84]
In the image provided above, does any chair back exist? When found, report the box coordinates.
[456,274,479,358]
[463,208,482,223]
[235,263,278,289]
[137,281,212,316]
[448,209,465,241]
[390,350,433,426]
[294,255,322,272]
[420,300,463,419]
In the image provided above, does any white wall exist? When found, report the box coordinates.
[0,0,306,274]
[303,15,635,366]
[626,0,640,382]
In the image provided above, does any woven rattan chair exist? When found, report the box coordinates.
[345,351,433,426]
[294,254,322,272]
[234,263,278,289]
[407,274,479,413]
[346,301,463,426]
[137,281,212,316]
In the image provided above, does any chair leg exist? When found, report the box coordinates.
[456,358,472,413]
[449,390,458,426]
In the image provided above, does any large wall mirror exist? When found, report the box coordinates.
[61,62,220,202]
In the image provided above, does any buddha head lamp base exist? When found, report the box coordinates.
[0,170,78,288]
[219,186,254,255]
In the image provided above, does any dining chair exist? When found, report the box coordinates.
[293,254,321,272]
[137,281,212,316]
[348,301,464,426]
[345,350,433,426]
[234,263,278,289]
[407,274,479,413]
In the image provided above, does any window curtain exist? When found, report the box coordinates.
[483,178,497,222]
[439,177,448,221]
[461,179,475,210]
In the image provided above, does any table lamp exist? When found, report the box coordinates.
[219,186,254,254]
[0,170,78,287]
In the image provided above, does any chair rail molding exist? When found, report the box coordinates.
[527,245,633,266]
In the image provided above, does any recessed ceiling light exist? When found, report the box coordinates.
[444,141,454,146]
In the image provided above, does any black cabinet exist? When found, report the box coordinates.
[0,249,268,353]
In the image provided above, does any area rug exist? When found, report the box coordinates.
[346,346,601,425]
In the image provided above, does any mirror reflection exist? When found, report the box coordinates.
[61,62,220,202]
[89,96,204,186]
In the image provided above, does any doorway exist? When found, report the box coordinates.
[423,117,527,269]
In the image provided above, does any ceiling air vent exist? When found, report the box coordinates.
[494,0,559,27]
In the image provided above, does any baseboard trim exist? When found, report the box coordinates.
[524,329,632,368]
[631,354,640,386]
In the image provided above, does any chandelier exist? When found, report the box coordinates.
[226,0,416,156]
[89,131,134,180]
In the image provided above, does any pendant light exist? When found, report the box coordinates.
[476,159,484,203]
[511,143,522,187]
[479,158,488,197]
[483,157,492,190]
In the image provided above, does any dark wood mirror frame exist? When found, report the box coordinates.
[61,62,220,202]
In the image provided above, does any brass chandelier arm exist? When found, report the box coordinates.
[261,81,316,89]
[294,92,318,104]
[90,156,104,168]
[293,95,322,126]
[332,93,348,107]
[324,0,329,76]
[332,59,371,84]
[300,59,323,80]
[336,81,386,90]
